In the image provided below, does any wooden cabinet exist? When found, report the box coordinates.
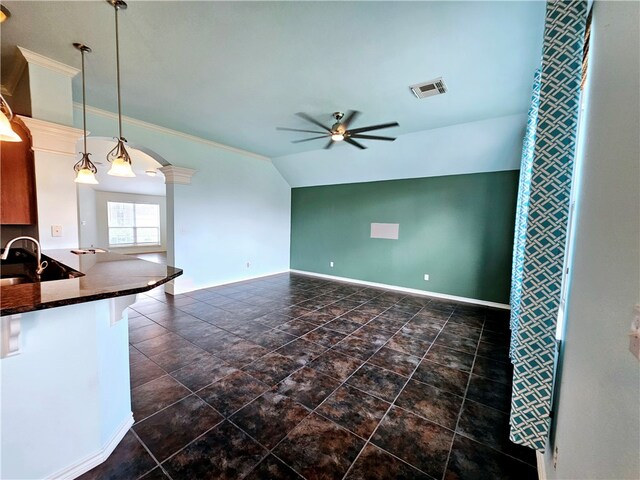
[1,121,37,225]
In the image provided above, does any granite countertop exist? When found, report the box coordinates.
[0,249,182,316]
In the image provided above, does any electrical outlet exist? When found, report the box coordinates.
[246,261,251,268]
[424,274,430,281]
[51,225,62,237]
[330,261,334,268]
[553,446,559,470]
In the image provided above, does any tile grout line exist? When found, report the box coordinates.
[129,297,374,425]
[129,428,174,480]
[140,285,383,478]
[340,306,456,480]
[127,280,484,479]
[439,312,486,480]
[213,298,427,480]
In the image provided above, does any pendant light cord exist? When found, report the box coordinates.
[81,48,88,155]
[114,4,123,139]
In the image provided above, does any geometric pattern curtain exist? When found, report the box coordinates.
[510,68,541,360]
[509,0,587,451]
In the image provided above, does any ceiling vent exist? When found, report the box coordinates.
[409,77,447,99]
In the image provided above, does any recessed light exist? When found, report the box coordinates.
[145,169,157,177]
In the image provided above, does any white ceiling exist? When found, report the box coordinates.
[79,138,166,196]
[1,1,545,160]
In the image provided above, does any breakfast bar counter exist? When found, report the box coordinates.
[0,249,182,316]
[0,250,182,479]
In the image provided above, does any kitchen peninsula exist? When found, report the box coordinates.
[0,249,182,479]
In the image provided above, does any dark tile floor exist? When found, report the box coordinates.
[79,273,537,480]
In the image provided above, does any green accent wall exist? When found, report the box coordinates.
[290,171,519,304]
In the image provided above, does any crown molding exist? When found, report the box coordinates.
[17,46,79,78]
[159,166,197,185]
[18,115,83,158]
[73,103,271,163]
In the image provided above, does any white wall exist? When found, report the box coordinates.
[271,113,525,187]
[544,3,640,479]
[94,191,167,254]
[34,150,80,250]
[77,184,98,248]
[0,300,132,479]
[76,107,291,293]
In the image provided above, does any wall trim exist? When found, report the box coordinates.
[18,46,80,78]
[290,269,511,309]
[159,166,197,185]
[74,103,270,163]
[171,270,290,295]
[536,451,547,480]
[18,115,83,157]
[46,413,134,480]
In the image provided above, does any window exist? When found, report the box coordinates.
[107,201,161,246]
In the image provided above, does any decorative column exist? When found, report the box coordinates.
[160,166,196,295]
[5,46,83,249]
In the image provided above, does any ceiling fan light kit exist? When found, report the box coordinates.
[277,110,399,150]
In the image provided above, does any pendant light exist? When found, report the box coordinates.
[73,43,99,185]
[106,0,135,177]
[0,94,22,142]
[0,5,20,142]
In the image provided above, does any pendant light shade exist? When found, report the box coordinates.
[0,94,22,142]
[106,0,135,178]
[73,43,99,185]
[107,140,135,177]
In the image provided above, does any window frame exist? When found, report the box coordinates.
[106,201,161,247]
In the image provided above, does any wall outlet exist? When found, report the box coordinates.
[246,261,250,268]
[330,261,334,268]
[424,274,430,281]
[51,225,62,237]
[553,446,559,470]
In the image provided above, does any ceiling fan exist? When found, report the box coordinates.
[277,111,399,150]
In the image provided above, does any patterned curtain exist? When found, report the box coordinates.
[510,68,541,359]
[509,0,587,451]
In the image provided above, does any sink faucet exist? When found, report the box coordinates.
[0,236,48,275]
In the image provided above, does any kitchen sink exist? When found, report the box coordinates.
[0,248,84,285]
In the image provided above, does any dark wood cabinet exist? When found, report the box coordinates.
[1,121,37,225]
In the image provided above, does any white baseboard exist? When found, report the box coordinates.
[290,269,510,310]
[172,270,291,296]
[48,413,134,480]
[536,451,547,480]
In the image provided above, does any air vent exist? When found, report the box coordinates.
[409,77,448,99]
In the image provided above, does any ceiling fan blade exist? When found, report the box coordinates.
[324,139,334,149]
[348,122,399,134]
[342,110,361,129]
[296,112,332,132]
[291,135,330,144]
[277,127,328,134]
[344,137,367,150]
[349,134,396,141]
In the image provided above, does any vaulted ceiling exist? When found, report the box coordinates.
[1,1,545,164]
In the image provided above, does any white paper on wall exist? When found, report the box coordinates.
[370,223,399,240]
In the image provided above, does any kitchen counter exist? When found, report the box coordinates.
[0,249,182,316]
[1,249,181,479]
